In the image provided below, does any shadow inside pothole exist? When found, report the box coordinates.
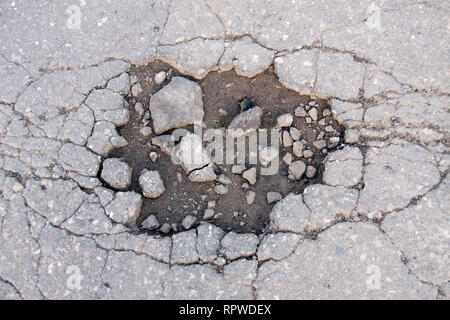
[106,60,346,234]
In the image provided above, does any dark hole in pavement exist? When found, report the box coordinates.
[108,60,346,234]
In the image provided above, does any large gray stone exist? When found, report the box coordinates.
[150,76,204,134]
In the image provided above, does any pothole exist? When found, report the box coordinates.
[104,60,346,234]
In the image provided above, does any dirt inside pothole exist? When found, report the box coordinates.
[108,60,346,234]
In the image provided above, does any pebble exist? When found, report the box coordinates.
[231,164,246,174]
[325,125,335,133]
[203,208,215,220]
[208,200,216,208]
[289,160,306,180]
[242,167,257,185]
[303,150,313,158]
[149,151,158,162]
[317,131,325,140]
[305,117,312,124]
[160,223,171,234]
[131,83,143,97]
[135,102,145,117]
[323,108,332,116]
[292,141,304,158]
[282,130,293,147]
[215,184,228,195]
[276,113,293,128]
[283,152,293,165]
[217,174,232,185]
[140,126,152,136]
[182,215,197,229]
[267,192,282,204]
[154,71,167,84]
[308,108,318,121]
[294,107,307,117]
[246,191,256,205]
[139,169,165,198]
[241,183,249,189]
[313,140,327,149]
[141,215,160,230]
[305,165,316,178]
[289,127,301,140]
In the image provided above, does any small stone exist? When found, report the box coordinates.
[330,136,340,144]
[294,107,307,117]
[215,184,228,195]
[313,140,327,149]
[131,83,143,97]
[231,164,246,174]
[140,126,152,136]
[149,152,158,162]
[305,117,312,124]
[282,131,293,147]
[152,135,175,155]
[182,215,197,229]
[228,106,262,137]
[160,223,171,233]
[242,167,257,185]
[305,165,316,178]
[188,165,217,182]
[242,183,249,189]
[309,100,316,107]
[283,153,293,165]
[289,160,306,180]
[325,125,335,133]
[141,215,160,230]
[308,108,318,121]
[154,71,167,84]
[101,158,132,190]
[345,129,360,144]
[267,192,282,204]
[246,191,256,204]
[323,108,332,116]
[203,208,215,220]
[276,113,293,128]
[303,150,313,158]
[317,131,325,140]
[217,174,232,185]
[176,172,183,183]
[292,141,304,158]
[139,169,165,198]
[134,102,145,117]
[207,200,216,208]
[318,118,326,126]
[218,108,228,116]
[289,127,301,140]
